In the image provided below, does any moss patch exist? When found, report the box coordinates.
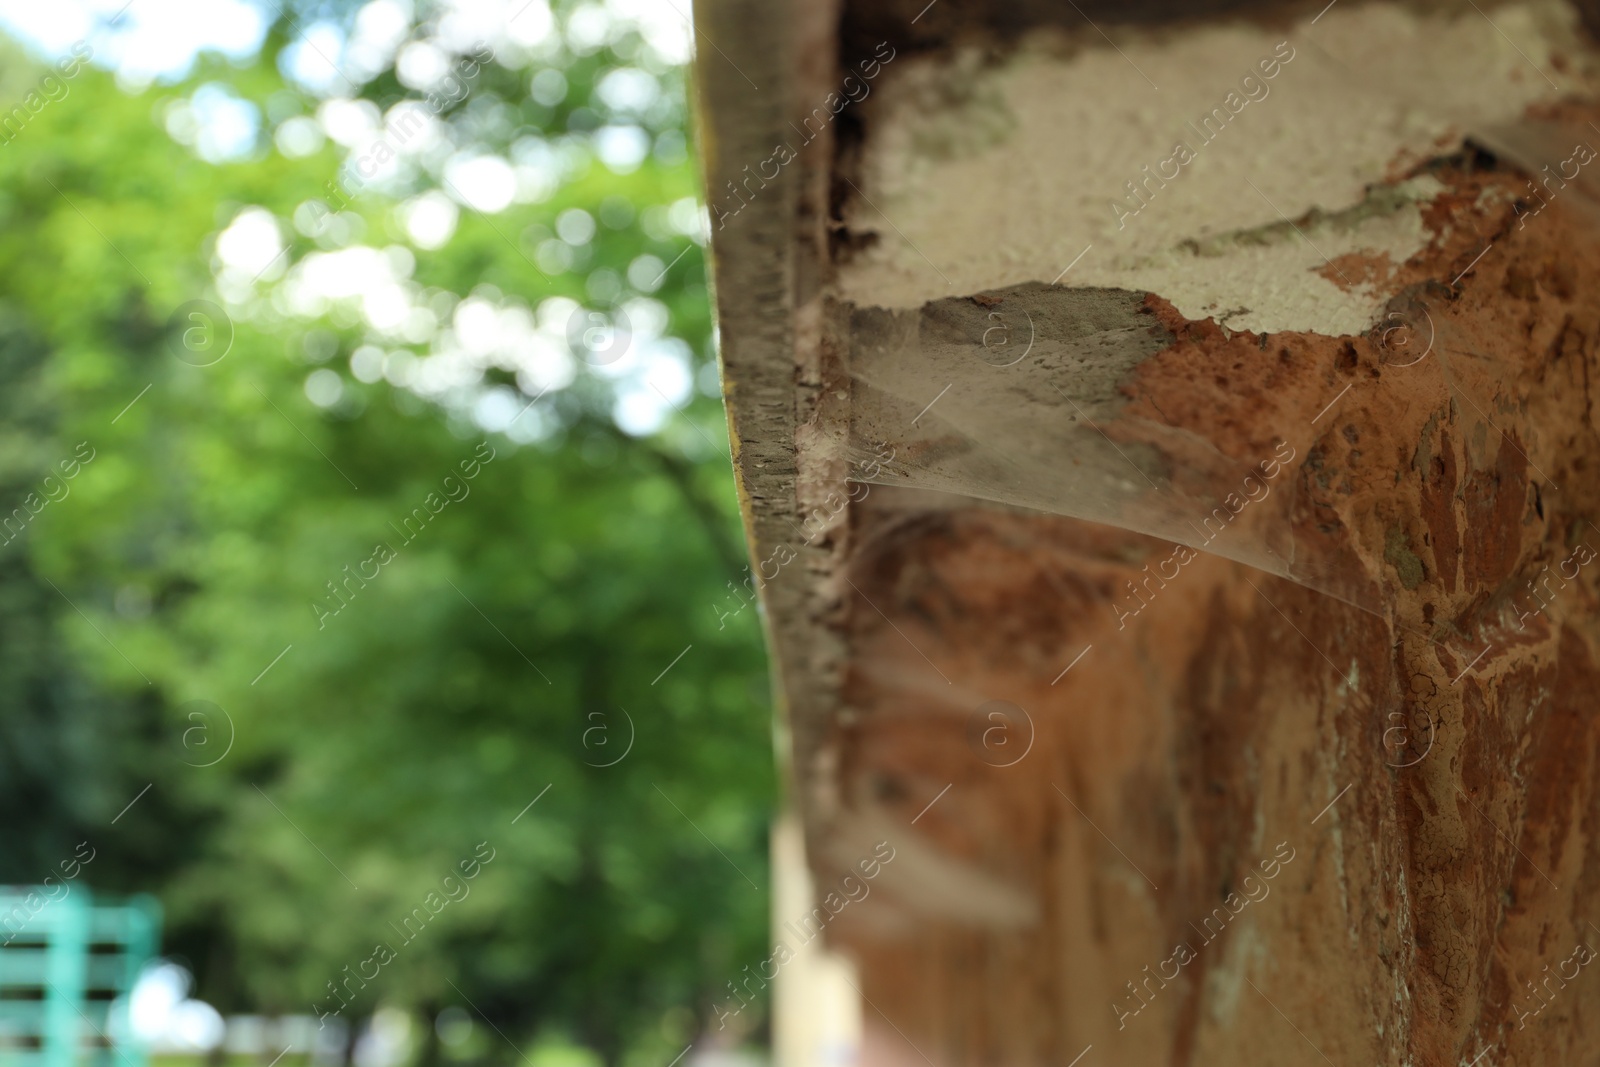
[1384,527,1426,589]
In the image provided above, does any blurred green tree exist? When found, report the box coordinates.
[0,3,774,1062]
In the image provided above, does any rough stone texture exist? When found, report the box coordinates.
[696,0,1600,1063]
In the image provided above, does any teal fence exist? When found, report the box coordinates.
[0,888,160,1067]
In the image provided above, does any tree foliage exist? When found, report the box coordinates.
[0,3,773,1061]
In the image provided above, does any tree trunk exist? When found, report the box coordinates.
[698,1,1600,1064]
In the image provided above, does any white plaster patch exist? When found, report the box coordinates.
[839,0,1592,334]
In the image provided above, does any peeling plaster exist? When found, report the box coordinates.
[839,0,1590,334]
